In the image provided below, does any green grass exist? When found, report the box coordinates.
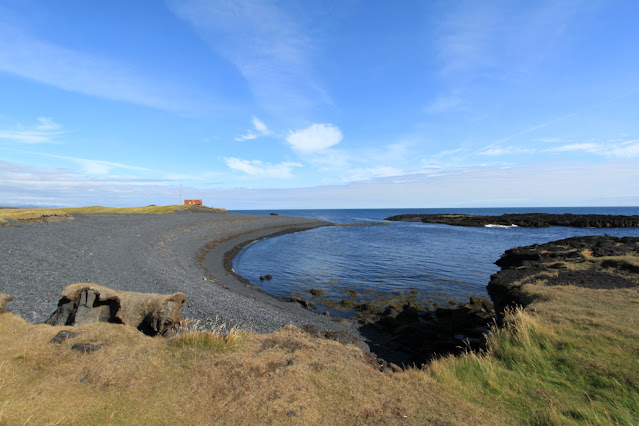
[430,284,639,424]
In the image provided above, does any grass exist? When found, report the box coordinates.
[0,315,487,424]
[0,205,226,223]
[1,283,638,424]
[430,284,639,424]
[1,243,638,424]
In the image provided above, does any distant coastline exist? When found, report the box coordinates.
[385,212,639,228]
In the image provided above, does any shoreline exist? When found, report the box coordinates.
[203,222,333,299]
[0,211,360,336]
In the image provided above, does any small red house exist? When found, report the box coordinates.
[184,199,202,205]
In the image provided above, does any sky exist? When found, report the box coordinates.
[1,0,638,209]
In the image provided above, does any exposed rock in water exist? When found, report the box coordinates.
[385,213,639,228]
[487,236,639,315]
[308,288,326,297]
[45,283,186,336]
[0,293,13,314]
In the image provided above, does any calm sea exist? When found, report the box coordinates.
[232,207,639,317]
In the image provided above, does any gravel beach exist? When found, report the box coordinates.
[0,210,360,336]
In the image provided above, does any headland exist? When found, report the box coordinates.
[385,212,639,227]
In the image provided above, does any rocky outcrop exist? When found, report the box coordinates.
[359,297,495,367]
[45,283,186,336]
[385,213,639,228]
[487,236,639,315]
[0,293,13,313]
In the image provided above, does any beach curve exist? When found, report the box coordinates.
[0,210,360,336]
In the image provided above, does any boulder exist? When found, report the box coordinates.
[0,293,13,314]
[45,283,186,336]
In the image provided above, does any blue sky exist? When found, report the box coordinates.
[1,0,638,209]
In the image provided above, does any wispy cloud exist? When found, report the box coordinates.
[30,152,151,175]
[286,123,342,153]
[224,157,302,179]
[424,94,465,114]
[0,117,63,144]
[167,0,328,115]
[342,166,404,183]
[546,139,639,158]
[235,116,272,141]
[479,146,537,156]
[3,158,639,209]
[0,160,181,207]
[435,2,582,80]
[0,23,197,112]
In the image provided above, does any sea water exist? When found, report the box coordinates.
[232,207,639,316]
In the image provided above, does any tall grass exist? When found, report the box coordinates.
[430,285,639,424]
[167,319,246,352]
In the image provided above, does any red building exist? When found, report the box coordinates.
[184,199,202,205]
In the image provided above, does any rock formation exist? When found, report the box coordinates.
[487,236,639,315]
[386,213,639,228]
[45,283,186,336]
[0,293,13,314]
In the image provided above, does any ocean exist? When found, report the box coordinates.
[232,207,639,317]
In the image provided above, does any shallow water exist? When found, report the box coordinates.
[232,207,639,317]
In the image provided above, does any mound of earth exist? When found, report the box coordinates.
[487,236,639,314]
[385,213,639,228]
[45,283,186,336]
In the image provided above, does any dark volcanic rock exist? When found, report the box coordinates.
[487,236,639,315]
[50,330,78,343]
[71,343,103,353]
[358,297,495,367]
[385,213,639,228]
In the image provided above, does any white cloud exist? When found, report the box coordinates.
[0,117,63,144]
[224,157,302,179]
[0,24,196,112]
[286,123,343,153]
[252,117,269,135]
[234,116,272,141]
[234,133,258,142]
[35,117,61,131]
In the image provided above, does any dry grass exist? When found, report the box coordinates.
[581,251,639,272]
[2,276,638,423]
[0,314,492,425]
[0,205,226,224]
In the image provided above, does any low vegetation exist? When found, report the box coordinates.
[0,205,226,224]
[1,282,638,424]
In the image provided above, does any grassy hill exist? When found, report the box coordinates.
[1,283,637,424]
